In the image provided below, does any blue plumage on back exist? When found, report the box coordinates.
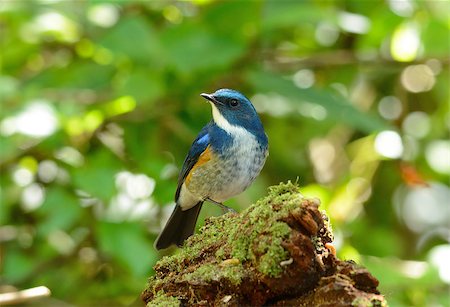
[175,124,211,200]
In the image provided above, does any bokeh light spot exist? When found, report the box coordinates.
[34,11,80,43]
[338,11,371,34]
[191,0,213,4]
[391,22,420,62]
[65,117,84,136]
[84,110,104,132]
[298,103,327,121]
[93,47,114,65]
[401,64,435,93]
[55,147,85,167]
[315,22,339,46]
[389,0,415,17]
[21,183,45,212]
[374,131,403,159]
[401,183,450,233]
[13,168,34,187]
[19,156,39,173]
[426,59,442,75]
[106,96,137,116]
[125,174,156,200]
[400,260,427,279]
[79,247,98,263]
[163,5,183,24]
[378,96,403,120]
[48,230,76,255]
[293,69,315,89]
[1,101,58,138]
[425,140,450,175]
[112,171,157,221]
[38,160,59,183]
[87,4,119,28]
[429,245,450,284]
[402,111,430,139]
[250,93,292,117]
[75,39,95,58]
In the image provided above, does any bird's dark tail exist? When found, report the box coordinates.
[154,202,203,250]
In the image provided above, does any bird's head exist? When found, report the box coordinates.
[200,89,264,134]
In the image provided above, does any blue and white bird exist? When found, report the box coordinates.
[155,89,268,250]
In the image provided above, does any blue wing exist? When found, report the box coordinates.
[175,122,212,201]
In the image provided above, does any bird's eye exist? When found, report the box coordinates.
[230,99,239,107]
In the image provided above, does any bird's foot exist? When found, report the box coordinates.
[206,198,237,214]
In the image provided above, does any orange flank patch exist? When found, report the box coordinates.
[185,145,213,185]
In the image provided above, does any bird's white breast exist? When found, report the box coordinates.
[213,128,266,202]
[209,103,268,201]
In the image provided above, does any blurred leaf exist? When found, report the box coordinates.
[422,20,450,56]
[72,149,121,201]
[2,247,35,283]
[37,186,83,236]
[122,122,176,203]
[362,256,447,306]
[99,16,162,64]
[247,71,389,133]
[1,41,37,73]
[117,68,164,103]
[27,62,115,90]
[202,1,259,39]
[357,7,402,51]
[161,23,246,74]
[350,224,402,257]
[97,221,157,277]
[0,75,20,100]
[0,136,20,163]
[262,2,333,30]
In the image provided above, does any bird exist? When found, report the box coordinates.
[154,89,268,250]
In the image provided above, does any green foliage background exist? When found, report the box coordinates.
[1,0,449,306]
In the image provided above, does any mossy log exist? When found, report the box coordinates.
[142,182,386,306]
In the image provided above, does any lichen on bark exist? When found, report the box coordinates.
[142,181,386,306]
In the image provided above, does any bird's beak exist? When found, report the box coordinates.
[200,93,222,105]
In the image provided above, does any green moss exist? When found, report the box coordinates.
[351,297,372,307]
[183,263,244,286]
[156,181,305,278]
[147,276,163,294]
[255,222,291,276]
[215,246,226,260]
[226,181,303,276]
[147,291,179,307]
[351,297,387,307]
[157,211,237,272]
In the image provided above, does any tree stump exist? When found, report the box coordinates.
[141,182,386,306]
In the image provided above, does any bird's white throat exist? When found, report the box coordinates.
[210,103,248,137]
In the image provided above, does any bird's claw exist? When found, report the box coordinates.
[222,206,237,214]
[206,198,236,214]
